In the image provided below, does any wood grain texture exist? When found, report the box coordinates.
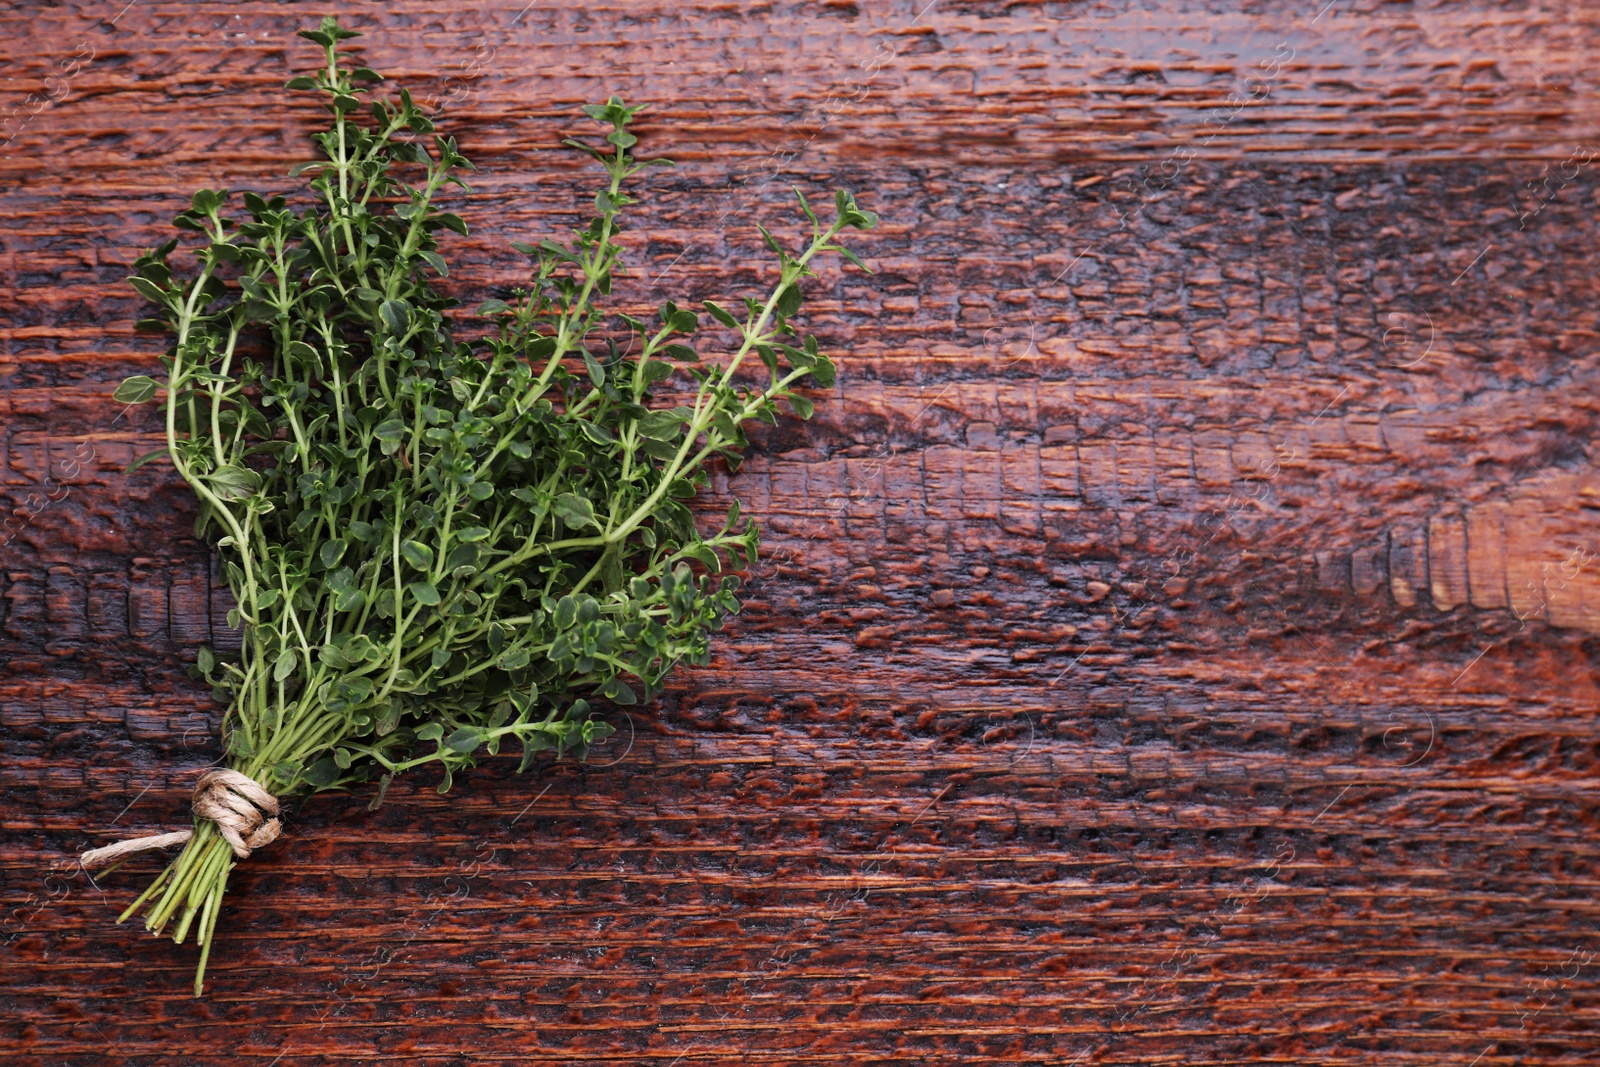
[4,1,1600,1064]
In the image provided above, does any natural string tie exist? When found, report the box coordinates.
[79,769,281,869]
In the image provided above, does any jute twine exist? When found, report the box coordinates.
[79,769,281,869]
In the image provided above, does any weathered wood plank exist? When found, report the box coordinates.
[4,1,1600,1065]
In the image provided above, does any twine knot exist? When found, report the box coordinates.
[80,769,281,870]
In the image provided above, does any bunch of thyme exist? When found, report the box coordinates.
[103,16,875,993]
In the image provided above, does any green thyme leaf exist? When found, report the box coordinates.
[114,375,160,404]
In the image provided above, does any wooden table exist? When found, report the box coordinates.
[4,2,1598,1063]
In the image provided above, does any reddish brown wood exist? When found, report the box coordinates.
[4,2,1600,1064]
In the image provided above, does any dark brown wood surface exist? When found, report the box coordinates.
[5,2,1600,1063]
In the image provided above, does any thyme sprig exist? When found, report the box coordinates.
[108,16,875,994]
